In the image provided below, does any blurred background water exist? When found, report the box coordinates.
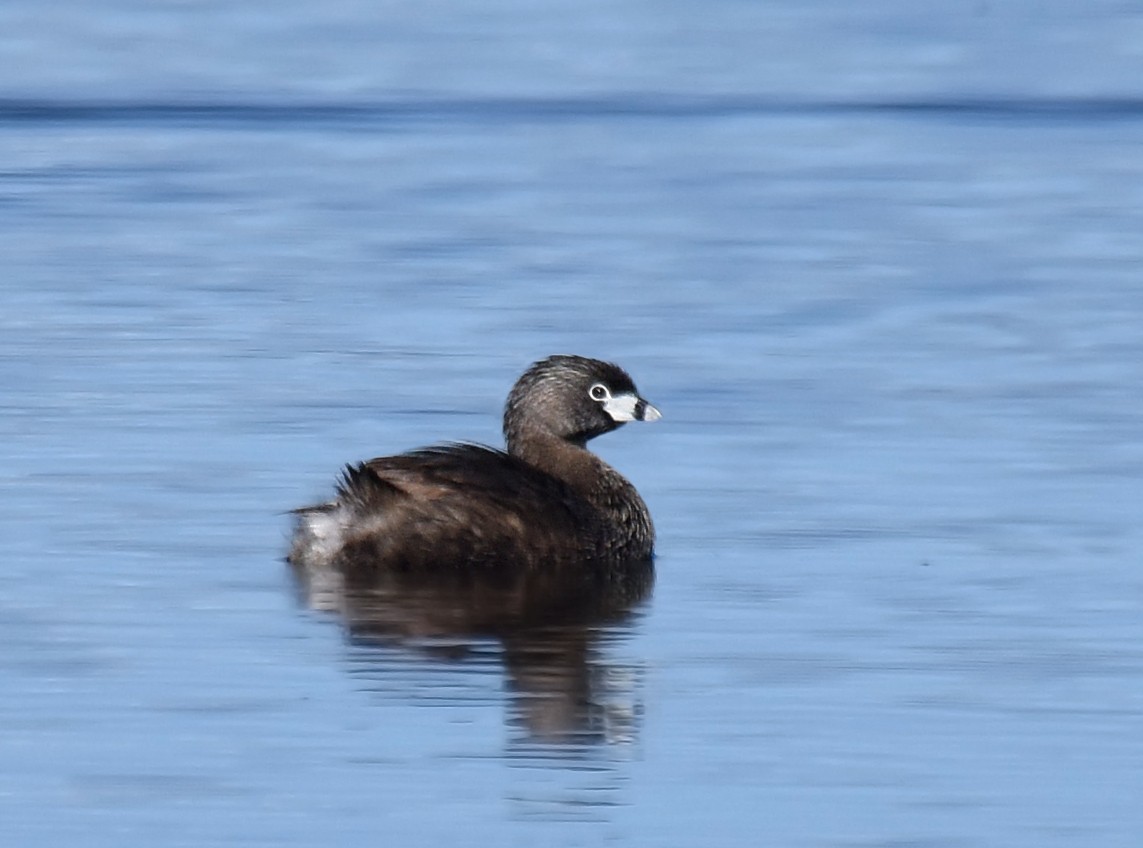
[2,2,1142,846]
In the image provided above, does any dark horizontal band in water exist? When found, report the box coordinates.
[2,94,1142,129]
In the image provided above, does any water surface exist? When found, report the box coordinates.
[2,2,1143,846]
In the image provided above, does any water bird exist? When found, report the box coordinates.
[288,355,660,584]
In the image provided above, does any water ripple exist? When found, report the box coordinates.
[3,94,1143,129]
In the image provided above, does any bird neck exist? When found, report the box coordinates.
[509,432,598,492]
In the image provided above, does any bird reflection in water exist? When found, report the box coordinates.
[289,555,654,747]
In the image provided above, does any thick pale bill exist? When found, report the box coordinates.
[603,392,661,423]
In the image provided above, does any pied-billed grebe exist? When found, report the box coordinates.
[288,355,660,575]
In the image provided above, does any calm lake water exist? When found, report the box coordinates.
[3,2,1143,846]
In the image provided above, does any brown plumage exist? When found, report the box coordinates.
[288,355,660,582]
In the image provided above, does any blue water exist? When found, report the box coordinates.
[3,2,1143,846]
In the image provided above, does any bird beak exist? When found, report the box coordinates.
[638,400,662,422]
[604,392,662,423]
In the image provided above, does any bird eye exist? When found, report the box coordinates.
[589,383,610,401]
